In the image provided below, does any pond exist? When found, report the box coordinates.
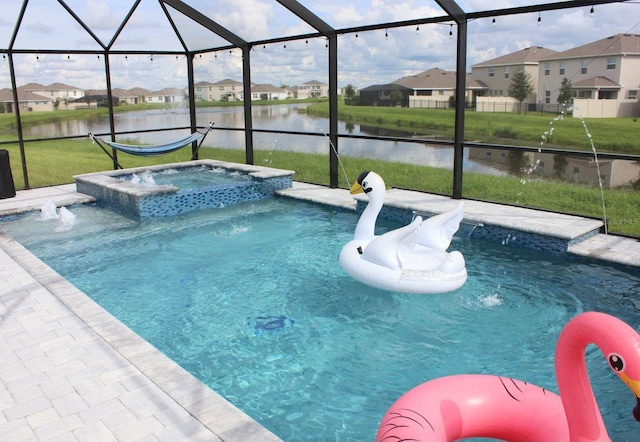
[21,103,504,175]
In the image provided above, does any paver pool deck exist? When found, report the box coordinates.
[1,182,638,441]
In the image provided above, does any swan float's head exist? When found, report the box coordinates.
[351,171,385,200]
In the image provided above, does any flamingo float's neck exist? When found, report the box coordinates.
[353,193,383,241]
[555,312,614,441]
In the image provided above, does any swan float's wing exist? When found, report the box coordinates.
[413,202,464,252]
[361,217,421,270]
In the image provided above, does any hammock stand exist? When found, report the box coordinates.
[89,122,214,169]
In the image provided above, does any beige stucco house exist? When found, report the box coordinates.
[393,67,487,108]
[289,80,329,99]
[471,46,559,112]
[538,33,640,117]
[0,87,54,112]
[248,84,289,101]
[194,79,243,101]
[22,82,84,103]
[143,88,186,104]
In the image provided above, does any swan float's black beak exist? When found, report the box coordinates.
[634,397,640,421]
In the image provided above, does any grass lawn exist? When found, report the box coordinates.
[306,102,640,155]
[1,101,638,237]
[1,138,637,237]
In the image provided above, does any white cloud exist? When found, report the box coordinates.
[0,0,638,92]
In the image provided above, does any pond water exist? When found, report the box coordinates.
[21,103,503,174]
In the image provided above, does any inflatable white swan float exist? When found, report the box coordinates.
[339,171,467,294]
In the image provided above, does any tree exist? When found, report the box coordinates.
[508,69,534,113]
[507,151,529,176]
[389,85,403,106]
[344,84,356,99]
[557,77,574,109]
[553,153,568,179]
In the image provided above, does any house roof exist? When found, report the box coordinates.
[0,87,52,102]
[251,84,287,93]
[360,84,412,92]
[86,88,155,97]
[210,78,243,86]
[16,83,46,91]
[394,68,455,89]
[540,33,640,60]
[392,68,486,90]
[194,81,216,87]
[300,80,327,86]
[147,87,184,96]
[572,76,621,89]
[121,87,152,96]
[472,46,559,67]
[19,82,82,92]
[44,82,83,90]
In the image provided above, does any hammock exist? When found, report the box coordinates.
[89,122,214,168]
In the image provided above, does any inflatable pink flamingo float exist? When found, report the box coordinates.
[377,312,640,441]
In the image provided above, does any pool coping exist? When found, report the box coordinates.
[275,181,639,267]
[73,160,295,219]
[73,159,295,200]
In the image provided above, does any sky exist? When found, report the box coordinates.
[0,0,639,92]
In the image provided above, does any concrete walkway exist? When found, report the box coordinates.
[0,182,638,441]
[0,185,281,441]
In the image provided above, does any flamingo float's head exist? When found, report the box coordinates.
[598,318,640,422]
[608,353,640,421]
[350,171,385,196]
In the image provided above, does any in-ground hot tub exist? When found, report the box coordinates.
[74,160,294,219]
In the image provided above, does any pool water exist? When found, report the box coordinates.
[121,165,251,190]
[2,198,639,441]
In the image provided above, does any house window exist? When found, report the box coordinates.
[629,90,638,100]
[581,60,588,74]
[438,91,444,96]
[544,63,550,76]
[485,152,492,161]
[607,57,616,70]
[219,86,224,90]
[504,67,509,79]
[488,68,494,77]
[598,90,616,99]
[559,61,565,75]
[545,90,551,104]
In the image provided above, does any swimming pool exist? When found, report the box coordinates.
[1,197,638,441]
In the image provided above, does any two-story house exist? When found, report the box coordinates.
[289,80,329,99]
[470,46,558,111]
[538,33,640,117]
[22,82,84,104]
[0,87,54,112]
[194,79,243,101]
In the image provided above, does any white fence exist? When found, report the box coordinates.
[572,99,640,118]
